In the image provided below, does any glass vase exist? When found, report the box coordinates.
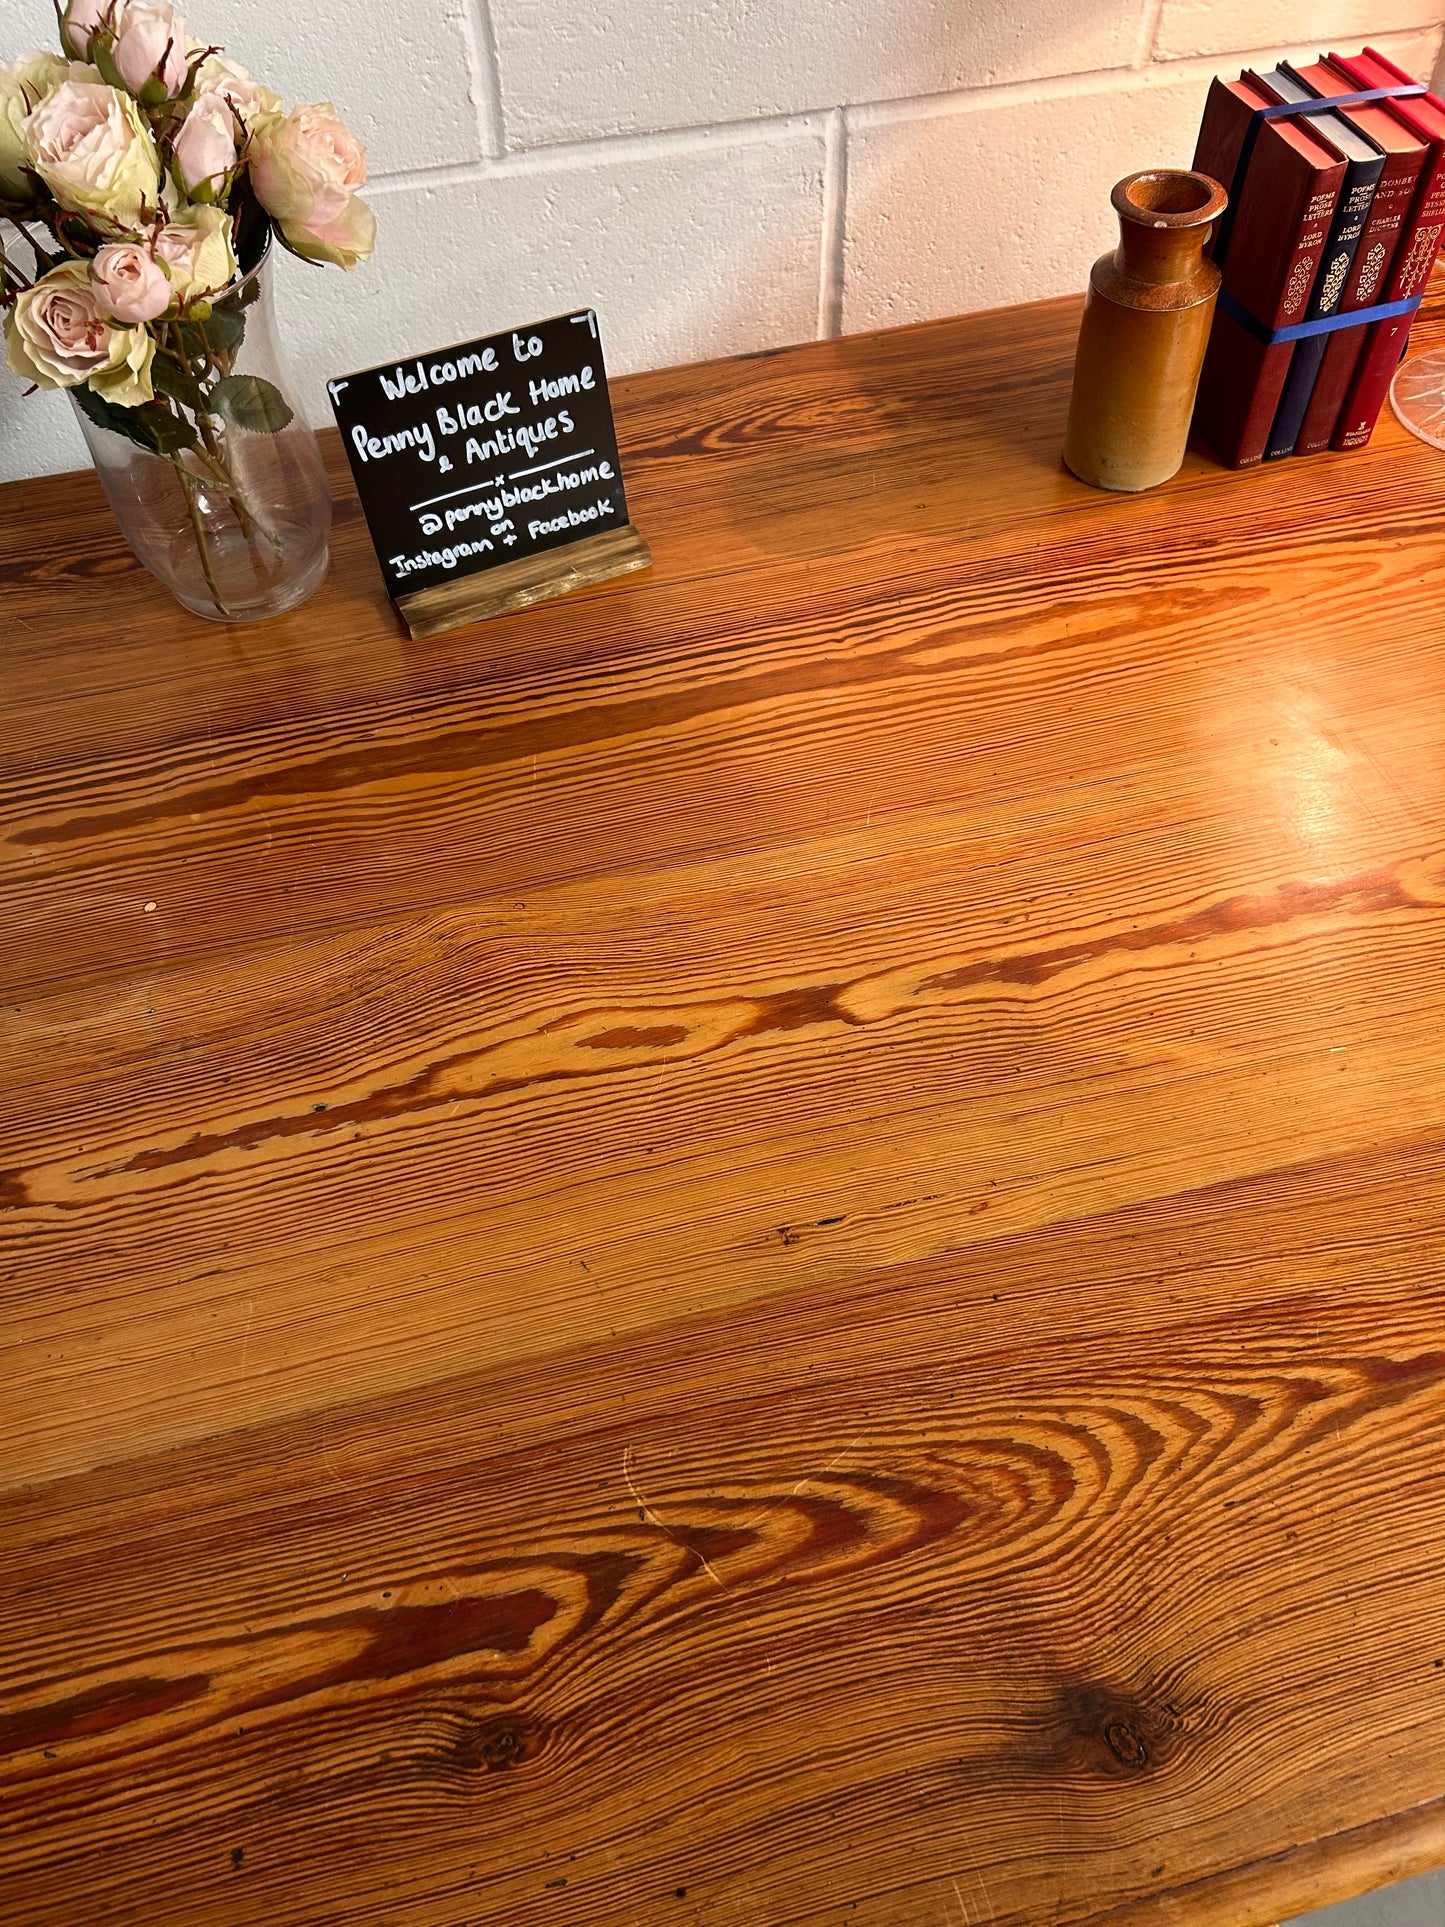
[1391,346,1445,451]
[70,244,332,623]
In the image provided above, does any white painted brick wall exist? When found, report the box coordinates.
[1,0,1442,482]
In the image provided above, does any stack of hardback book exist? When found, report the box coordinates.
[1192,46,1445,466]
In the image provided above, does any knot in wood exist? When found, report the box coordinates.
[1103,1718,1149,1769]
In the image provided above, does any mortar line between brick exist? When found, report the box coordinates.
[464,0,507,163]
[819,108,847,340]
[369,111,828,190]
[1132,0,1166,69]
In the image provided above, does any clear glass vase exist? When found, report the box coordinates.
[1391,345,1445,452]
[70,245,332,623]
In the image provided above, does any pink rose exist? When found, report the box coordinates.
[4,257,154,404]
[193,55,279,130]
[60,0,108,58]
[277,189,375,269]
[91,239,169,322]
[248,102,374,270]
[110,1,188,98]
[173,92,235,194]
[248,103,366,229]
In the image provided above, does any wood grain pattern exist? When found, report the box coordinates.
[4,278,1445,1925]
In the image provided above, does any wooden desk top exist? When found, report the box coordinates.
[4,285,1445,1927]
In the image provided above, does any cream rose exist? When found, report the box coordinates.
[172,91,235,194]
[5,258,154,404]
[153,201,235,302]
[248,102,374,269]
[0,52,70,205]
[23,77,160,229]
[3,49,71,102]
[110,0,189,99]
[91,239,170,322]
[0,70,35,206]
[193,54,279,129]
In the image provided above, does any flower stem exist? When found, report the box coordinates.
[0,223,35,296]
[169,325,277,554]
[172,454,231,616]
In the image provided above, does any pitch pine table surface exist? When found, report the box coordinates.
[4,284,1445,1927]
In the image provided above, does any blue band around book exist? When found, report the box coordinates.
[1252,83,1427,117]
[1218,288,1425,345]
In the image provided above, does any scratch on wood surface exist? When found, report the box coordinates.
[623,1446,730,1591]
[735,1440,859,1530]
[955,1837,996,1924]
[239,1297,254,1376]
[789,1440,857,1498]
[314,1443,357,1496]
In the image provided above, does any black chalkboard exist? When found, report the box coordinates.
[327,309,632,605]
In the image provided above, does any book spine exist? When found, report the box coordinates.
[1191,79,1256,255]
[1331,57,1445,449]
[1266,154,1384,457]
[1193,321,1294,469]
[1296,149,1423,453]
[1332,185,1445,446]
[1194,147,1342,468]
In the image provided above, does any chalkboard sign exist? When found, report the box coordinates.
[327,309,650,638]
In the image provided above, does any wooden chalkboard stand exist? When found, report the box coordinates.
[393,520,652,640]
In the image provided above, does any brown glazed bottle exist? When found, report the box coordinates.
[1063,169,1229,492]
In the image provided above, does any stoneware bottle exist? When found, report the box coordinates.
[1063,168,1229,492]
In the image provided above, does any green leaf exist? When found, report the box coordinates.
[90,36,126,91]
[151,352,208,414]
[196,302,245,355]
[72,381,158,447]
[136,401,202,455]
[73,383,199,456]
[228,183,271,281]
[210,374,293,434]
[177,305,245,364]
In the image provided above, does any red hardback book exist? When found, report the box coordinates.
[1328,48,1445,448]
[1292,61,1427,453]
[1191,77,1347,467]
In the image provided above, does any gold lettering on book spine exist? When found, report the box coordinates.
[1397,223,1443,295]
[1319,252,1350,312]
[1283,255,1315,318]
[1355,241,1387,303]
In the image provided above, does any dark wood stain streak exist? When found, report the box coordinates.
[0,1675,209,1755]
[62,868,1419,1191]
[314,1591,557,1684]
[89,983,865,1179]
[580,1026,690,1050]
[917,871,1418,995]
[1,541,1291,851]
